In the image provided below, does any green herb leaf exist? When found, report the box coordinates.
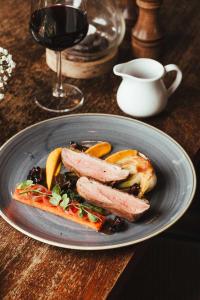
[62,193,70,202]
[17,180,33,189]
[50,191,62,206]
[87,212,98,223]
[59,194,70,210]
[52,184,61,195]
[52,192,61,201]
[78,208,84,218]
[49,197,61,206]
[83,203,106,215]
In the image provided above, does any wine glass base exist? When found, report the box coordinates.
[34,83,84,113]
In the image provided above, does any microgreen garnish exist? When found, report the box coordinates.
[77,204,101,223]
[52,184,61,195]
[78,208,84,218]
[59,194,70,210]
[50,184,62,206]
[17,180,33,189]
[87,212,99,223]
[51,192,61,202]
[19,189,48,196]
[16,182,102,223]
[82,203,106,215]
[49,196,61,206]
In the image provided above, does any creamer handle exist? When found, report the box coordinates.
[164,64,183,97]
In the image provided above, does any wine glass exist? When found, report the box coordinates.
[30,0,88,113]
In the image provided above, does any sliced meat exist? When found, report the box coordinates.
[77,177,150,222]
[62,148,129,183]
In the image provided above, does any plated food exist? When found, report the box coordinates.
[0,114,196,249]
[13,141,157,233]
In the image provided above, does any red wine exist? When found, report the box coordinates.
[30,5,88,51]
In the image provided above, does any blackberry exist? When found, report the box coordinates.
[130,183,140,196]
[27,166,44,184]
[109,217,126,233]
[69,141,88,152]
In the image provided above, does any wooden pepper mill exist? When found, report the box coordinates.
[131,0,164,59]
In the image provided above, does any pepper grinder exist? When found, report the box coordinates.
[131,0,164,59]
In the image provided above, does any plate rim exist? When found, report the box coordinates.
[0,113,197,250]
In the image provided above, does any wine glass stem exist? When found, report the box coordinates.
[53,51,65,98]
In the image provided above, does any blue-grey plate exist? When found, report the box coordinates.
[0,114,196,250]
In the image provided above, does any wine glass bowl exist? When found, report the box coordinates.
[30,0,88,113]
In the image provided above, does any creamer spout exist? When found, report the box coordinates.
[113,61,135,79]
[113,63,128,78]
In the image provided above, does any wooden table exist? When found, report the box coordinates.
[0,0,199,299]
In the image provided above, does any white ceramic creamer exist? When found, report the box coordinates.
[113,58,182,118]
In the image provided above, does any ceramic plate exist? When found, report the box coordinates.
[0,114,196,250]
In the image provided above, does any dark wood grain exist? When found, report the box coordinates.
[0,230,133,299]
[0,0,200,299]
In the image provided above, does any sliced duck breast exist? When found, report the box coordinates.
[62,148,129,183]
[77,177,150,222]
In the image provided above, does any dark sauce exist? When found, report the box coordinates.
[101,217,127,235]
